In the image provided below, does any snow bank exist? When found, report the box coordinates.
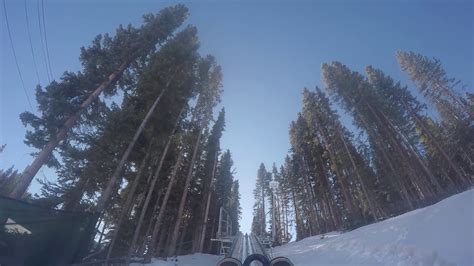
[273,189,474,266]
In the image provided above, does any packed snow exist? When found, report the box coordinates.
[131,253,222,266]
[273,189,474,266]
[136,189,474,266]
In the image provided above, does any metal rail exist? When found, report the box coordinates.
[228,232,243,259]
[250,234,270,258]
[217,233,293,266]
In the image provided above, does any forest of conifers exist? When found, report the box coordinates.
[251,53,473,244]
[0,3,473,263]
[1,5,241,261]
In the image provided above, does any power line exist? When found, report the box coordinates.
[4,0,51,196]
[24,0,41,85]
[36,0,51,83]
[41,0,54,80]
[2,0,34,110]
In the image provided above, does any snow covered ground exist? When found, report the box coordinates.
[273,189,474,266]
[131,253,222,266]
[136,189,474,266]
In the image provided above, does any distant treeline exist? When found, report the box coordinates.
[252,51,473,244]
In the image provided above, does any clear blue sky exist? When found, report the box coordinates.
[1,0,472,234]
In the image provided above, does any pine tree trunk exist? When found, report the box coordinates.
[312,115,356,221]
[167,128,203,257]
[326,145,356,220]
[191,218,201,253]
[155,221,169,257]
[126,113,182,264]
[95,86,169,213]
[137,189,163,257]
[144,150,184,262]
[364,100,425,202]
[197,192,212,251]
[285,195,290,241]
[276,193,282,243]
[352,87,416,207]
[315,154,341,229]
[290,189,301,240]
[63,176,89,211]
[336,125,380,221]
[358,110,415,210]
[177,221,188,255]
[10,61,130,199]
[162,221,175,256]
[106,142,153,260]
[300,157,323,231]
[430,80,473,118]
[130,168,156,223]
[197,152,219,252]
[206,213,217,253]
[261,178,266,236]
[404,100,469,187]
[306,211,313,237]
[371,102,439,199]
[323,192,339,231]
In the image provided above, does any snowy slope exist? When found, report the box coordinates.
[131,253,222,266]
[273,189,474,266]
[136,189,473,266]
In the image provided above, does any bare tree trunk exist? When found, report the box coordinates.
[9,61,131,199]
[167,128,203,257]
[106,141,153,260]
